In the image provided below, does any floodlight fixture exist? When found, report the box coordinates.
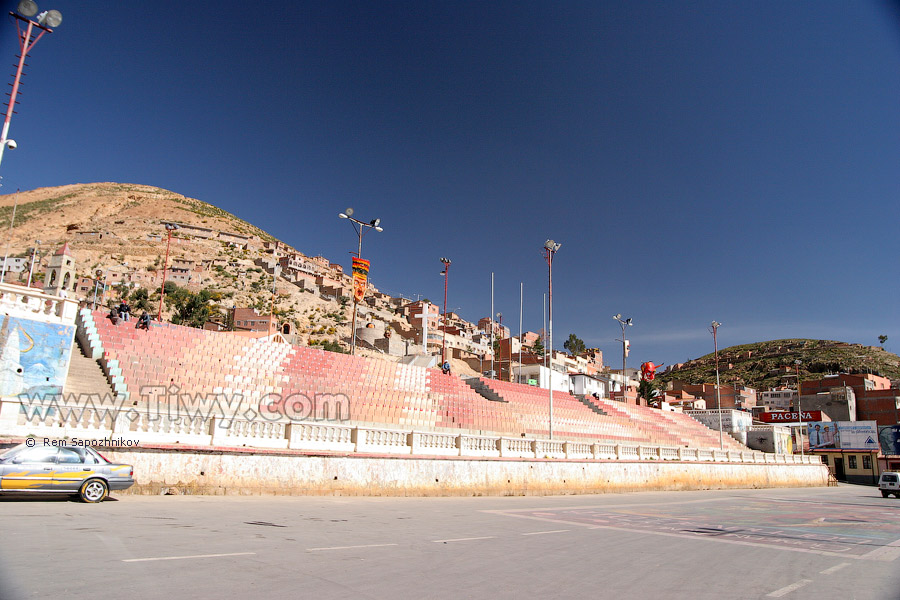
[375,226,383,232]
[37,9,61,27]
[345,207,354,216]
[4,140,16,150]
[16,1,38,17]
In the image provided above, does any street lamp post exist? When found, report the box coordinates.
[0,2,62,173]
[269,265,280,336]
[158,223,179,321]
[613,314,633,402]
[338,209,382,355]
[543,239,561,439]
[710,321,724,450]
[26,239,40,288]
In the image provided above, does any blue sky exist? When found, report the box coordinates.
[2,1,900,369]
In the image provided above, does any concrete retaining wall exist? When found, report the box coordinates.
[104,446,830,497]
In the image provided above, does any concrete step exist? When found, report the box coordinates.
[64,342,115,399]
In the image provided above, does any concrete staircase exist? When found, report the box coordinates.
[575,393,609,417]
[64,340,116,398]
[464,378,507,403]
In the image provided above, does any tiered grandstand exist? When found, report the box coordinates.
[78,309,747,451]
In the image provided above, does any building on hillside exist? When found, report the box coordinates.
[232,307,275,333]
[161,221,215,240]
[659,388,706,411]
[800,373,898,426]
[669,381,757,411]
[580,348,604,370]
[569,373,610,398]
[684,409,753,445]
[795,386,857,422]
[0,257,27,275]
[759,387,796,411]
[519,331,541,349]
[477,317,510,339]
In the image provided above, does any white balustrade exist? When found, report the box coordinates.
[0,396,816,466]
[459,434,501,457]
[500,437,536,458]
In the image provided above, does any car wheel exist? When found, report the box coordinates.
[79,479,108,503]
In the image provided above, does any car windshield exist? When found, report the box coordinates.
[0,443,109,464]
[0,444,28,462]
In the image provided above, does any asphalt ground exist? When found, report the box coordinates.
[1,484,899,600]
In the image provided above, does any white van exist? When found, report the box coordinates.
[879,472,899,498]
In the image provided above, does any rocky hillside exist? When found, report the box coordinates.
[659,338,900,390]
[0,184,351,344]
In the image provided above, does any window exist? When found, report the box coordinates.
[58,448,85,464]
[848,455,857,469]
[13,447,58,464]
[862,455,872,470]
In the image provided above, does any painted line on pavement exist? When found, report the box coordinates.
[859,536,900,562]
[766,579,812,598]
[819,562,850,575]
[307,543,398,551]
[123,552,256,563]
[522,529,570,536]
[433,536,496,543]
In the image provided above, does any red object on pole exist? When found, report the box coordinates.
[158,225,176,321]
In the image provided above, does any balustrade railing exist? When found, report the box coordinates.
[0,397,822,465]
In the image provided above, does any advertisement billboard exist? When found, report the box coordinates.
[808,421,879,451]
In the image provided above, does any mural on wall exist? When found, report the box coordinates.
[0,315,75,399]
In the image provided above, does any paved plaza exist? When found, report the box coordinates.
[1,485,899,599]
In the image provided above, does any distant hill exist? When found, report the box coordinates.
[659,339,900,390]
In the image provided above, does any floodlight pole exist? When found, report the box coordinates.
[543,240,560,439]
[710,321,724,450]
[338,211,382,355]
[158,223,178,321]
[614,314,633,402]
[440,258,450,365]
[0,12,56,174]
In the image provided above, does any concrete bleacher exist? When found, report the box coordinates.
[80,308,747,451]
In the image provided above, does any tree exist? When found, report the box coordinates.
[128,287,151,311]
[532,336,545,358]
[879,335,888,347]
[638,379,663,406]
[169,288,223,328]
[563,333,586,355]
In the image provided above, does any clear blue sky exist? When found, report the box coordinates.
[2,1,900,369]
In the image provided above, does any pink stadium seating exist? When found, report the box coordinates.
[84,310,747,450]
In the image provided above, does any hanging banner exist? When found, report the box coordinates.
[352,257,370,303]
